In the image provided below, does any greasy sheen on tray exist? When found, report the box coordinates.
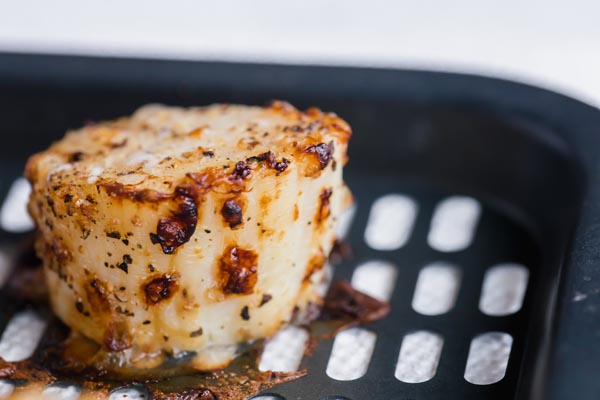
[25,101,352,370]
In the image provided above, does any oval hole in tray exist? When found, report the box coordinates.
[412,262,461,315]
[428,196,480,252]
[464,332,513,385]
[364,194,417,251]
[479,263,529,316]
[395,331,444,383]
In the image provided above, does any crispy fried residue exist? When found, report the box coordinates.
[0,239,388,399]
[322,281,391,323]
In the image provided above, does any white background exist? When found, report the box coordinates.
[1,0,599,106]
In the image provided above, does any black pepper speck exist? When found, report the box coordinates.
[75,299,84,313]
[190,328,203,337]
[241,306,250,320]
[259,294,273,307]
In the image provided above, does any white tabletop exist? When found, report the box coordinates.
[1,0,599,107]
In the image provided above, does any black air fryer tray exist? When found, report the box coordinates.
[0,53,599,400]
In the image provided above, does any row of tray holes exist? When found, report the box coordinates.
[365,194,481,252]
[258,259,524,383]
[254,333,513,400]
[253,332,513,399]
[414,262,529,317]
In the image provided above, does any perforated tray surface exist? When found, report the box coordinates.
[1,52,600,400]
[266,176,538,400]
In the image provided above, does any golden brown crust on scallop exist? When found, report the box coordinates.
[26,101,352,370]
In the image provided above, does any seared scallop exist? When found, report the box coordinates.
[25,101,352,369]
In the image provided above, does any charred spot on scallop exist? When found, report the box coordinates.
[150,188,198,254]
[100,181,171,203]
[246,150,289,173]
[221,198,244,228]
[50,238,72,265]
[231,161,252,181]
[316,187,333,225]
[305,141,334,170]
[68,151,85,162]
[303,250,327,282]
[144,274,179,305]
[86,278,111,313]
[219,246,258,295]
